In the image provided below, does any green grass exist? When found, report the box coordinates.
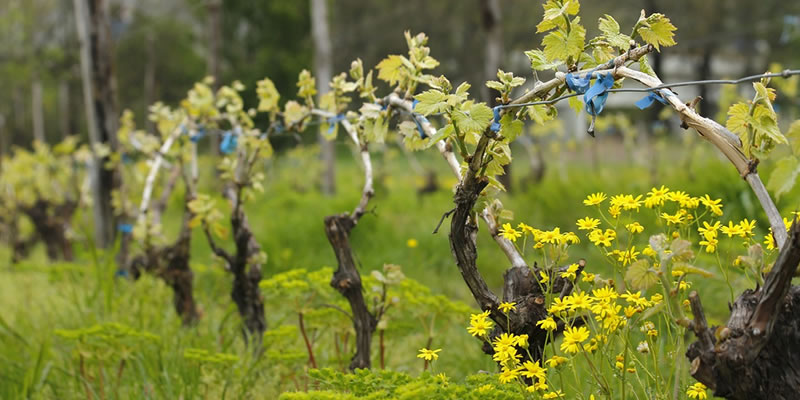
[1,137,798,398]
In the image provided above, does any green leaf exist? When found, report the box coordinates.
[672,262,714,278]
[787,120,800,155]
[592,44,614,63]
[669,239,694,262]
[364,116,388,145]
[256,78,280,112]
[413,89,448,116]
[376,55,407,85]
[639,55,657,77]
[725,102,750,136]
[452,103,493,133]
[767,156,800,200]
[542,22,586,62]
[485,81,505,91]
[598,15,632,50]
[423,125,454,149]
[499,113,523,142]
[537,0,580,33]
[752,104,786,144]
[527,104,555,124]
[637,14,677,50]
[296,70,317,99]
[626,259,659,290]
[525,49,562,71]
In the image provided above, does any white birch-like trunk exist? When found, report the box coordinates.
[311,0,336,195]
[32,76,45,143]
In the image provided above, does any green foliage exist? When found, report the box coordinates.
[634,13,677,50]
[280,369,528,400]
[726,79,787,159]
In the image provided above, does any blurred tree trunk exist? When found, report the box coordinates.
[311,0,336,196]
[32,74,45,143]
[144,31,156,133]
[206,0,221,155]
[13,86,25,143]
[480,0,511,192]
[0,114,7,160]
[58,79,71,139]
[74,0,120,249]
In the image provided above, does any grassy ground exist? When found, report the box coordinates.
[1,136,798,398]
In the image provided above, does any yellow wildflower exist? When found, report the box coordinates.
[498,366,521,384]
[764,230,776,250]
[699,195,723,216]
[543,390,564,399]
[592,286,618,302]
[417,348,441,361]
[560,326,589,354]
[577,217,601,230]
[498,302,516,313]
[467,313,494,337]
[660,212,684,225]
[738,218,756,238]
[698,221,721,240]
[566,291,592,311]
[540,228,563,244]
[645,185,669,208]
[560,263,580,280]
[608,204,622,219]
[499,223,522,242]
[536,317,557,331]
[625,222,644,233]
[583,192,607,206]
[545,355,568,368]
[407,238,419,248]
[520,360,546,380]
[517,222,536,235]
[720,221,743,238]
[617,246,640,266]
[580,271,595,283]
[699,236,718,253]
[539,271,550,284]
[687,382,708,399]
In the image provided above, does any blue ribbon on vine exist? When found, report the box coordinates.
[583,72,615,137]
[118,223,133,234]
[565,66,600,94]
[635,90,670,110]
[327,114,346,134]
[490,106,502,133]
[220,130,238,154]
[190,125,206,143]
[411,113,429,139]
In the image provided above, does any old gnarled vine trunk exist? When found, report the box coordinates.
[129,207,199,326]
[324,214,376,370]
[686,222,800,399]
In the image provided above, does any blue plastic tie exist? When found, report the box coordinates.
[490,106,502,132]
[220,130,238,154]
[565,66,599,94]
[327,114,346,134]
[411,114,429,139]
[118,223,133,234]
[584,72,615,116]
[635,91,669,110]
[412,99,419,110]
[114,269,130,278]
[190,126,206,143]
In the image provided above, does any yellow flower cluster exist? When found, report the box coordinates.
[686,382,708,399]
[467,311,494,338]
[500,222,580,248]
